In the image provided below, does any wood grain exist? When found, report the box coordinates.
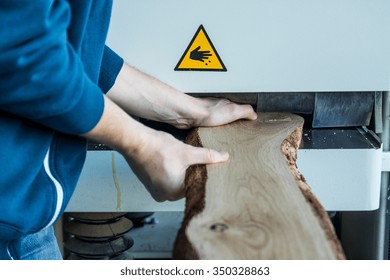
[174,113,345,259]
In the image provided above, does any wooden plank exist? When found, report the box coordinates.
[174,112,345,259]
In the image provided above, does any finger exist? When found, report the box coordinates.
[148,179,185,202]
[231,104,258,121]
[246,109,258,120]
[151,192,167,203]
[207,103,257,125]
[188,147,229,165]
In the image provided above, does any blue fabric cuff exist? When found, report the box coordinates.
[98,45,124,93]
[36,78,104,135]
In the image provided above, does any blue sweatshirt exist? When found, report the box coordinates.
[0,0,123,241]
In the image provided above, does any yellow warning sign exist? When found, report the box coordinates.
[175,25,227,71]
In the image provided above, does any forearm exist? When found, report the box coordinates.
[81,95,150,155]
[106,62,208,128]
[81,95,229,202]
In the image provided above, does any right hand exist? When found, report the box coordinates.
[123,129,229,202]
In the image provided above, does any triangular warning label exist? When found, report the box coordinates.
[175,25,227,71]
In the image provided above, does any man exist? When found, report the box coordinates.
[0,0,257,259]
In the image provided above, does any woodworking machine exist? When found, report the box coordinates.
[66,0,390,259]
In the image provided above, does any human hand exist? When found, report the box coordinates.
[194,98,258,127]
[123,128,229,202]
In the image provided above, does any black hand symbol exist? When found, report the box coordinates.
[190,46,212,62]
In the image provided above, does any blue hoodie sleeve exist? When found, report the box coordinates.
[99,45,124,94]
[0,0,104,135]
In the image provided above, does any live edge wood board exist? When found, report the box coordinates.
[174,112,345,260]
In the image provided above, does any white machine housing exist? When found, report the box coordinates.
[107,0,390,93]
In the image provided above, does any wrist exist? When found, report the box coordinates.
[81,96,148,156]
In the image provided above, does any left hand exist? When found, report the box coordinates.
[193,98,258,127]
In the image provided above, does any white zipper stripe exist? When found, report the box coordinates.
[6,244,14,260]
[43,148,64,228]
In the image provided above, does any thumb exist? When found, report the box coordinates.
[248,110,258,120]
[236,104,258,121]
[190,147,229,165]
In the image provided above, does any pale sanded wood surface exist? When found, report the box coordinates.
[174,113,345,259]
